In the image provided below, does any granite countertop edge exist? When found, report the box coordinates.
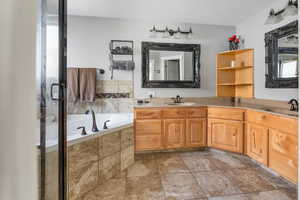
[134,103,298,119]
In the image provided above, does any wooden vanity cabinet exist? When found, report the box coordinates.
[207,107,244,153]
[186,118,207,147]
[134,108,163,151]
[135,107,207,151]
[185,107,207,148]
[134,107,298,183]
[164,119,185,149]
[162,108,186,149]
[208,118,244,153]
[246,123,269,165]
[135,119,163,151]
[269,129,298,183]
[247,110,298,183]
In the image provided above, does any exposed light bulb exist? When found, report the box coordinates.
[149,25,157,38]
[175,27,181,39]
[163,27,170,38]
[187,28,193,39]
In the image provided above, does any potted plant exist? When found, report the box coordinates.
[228,35,240,50]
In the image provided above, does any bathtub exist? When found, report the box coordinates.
[40,113,135,199]
[44,113,133,151]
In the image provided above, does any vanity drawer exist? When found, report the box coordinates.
[186,107,207,118]
[162,108,186,119]
[135,108,162,119]
[208,107,245,121]
[247,110,297,135]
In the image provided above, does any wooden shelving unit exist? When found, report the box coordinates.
[216,49,254,98]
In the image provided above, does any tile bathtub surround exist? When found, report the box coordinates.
[96,80,133,96]
[83,150,297,200]
[43,127,134,200]
[68,138,99,200]
[68,79,134,114]
[96,93,130,98]
[68,98,135,114]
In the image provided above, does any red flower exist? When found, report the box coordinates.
[235,38,240,43]
[228,34,237,42]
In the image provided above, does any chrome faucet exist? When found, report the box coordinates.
[172,95,183,103]
[85,109,99,132]
[288,99,298,112]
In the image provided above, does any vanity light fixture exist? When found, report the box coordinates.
[265,9,284,25]
[149,25,193,39]
[265,0,298,25]
[282,0,298,16]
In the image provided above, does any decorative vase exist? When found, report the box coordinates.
[229,41,239,51]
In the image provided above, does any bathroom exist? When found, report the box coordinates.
[1,0,299,200]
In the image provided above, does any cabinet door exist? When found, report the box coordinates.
[208,119,243,153]
[246,123,268,165]
[164,119,185,149]
[186,118,207,147]
[135,119,163,151]
[269,129,298,183]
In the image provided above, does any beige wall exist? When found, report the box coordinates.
[0,0,38,200]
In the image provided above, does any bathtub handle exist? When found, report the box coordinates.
[103,120,110,130]
[77,126,87,135]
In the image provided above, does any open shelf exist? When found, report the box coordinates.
[218,48,254,55]
[217,66,253,70]
[217,83,253,86]
[216,49,254,98]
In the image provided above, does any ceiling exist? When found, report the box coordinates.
[65,0,276,26]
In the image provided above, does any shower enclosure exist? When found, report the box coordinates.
[37,0,67,199]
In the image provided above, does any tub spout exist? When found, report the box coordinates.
[85,109,99,132]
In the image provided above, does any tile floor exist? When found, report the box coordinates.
[83,150,297,200]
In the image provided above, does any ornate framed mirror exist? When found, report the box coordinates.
[142,42,201,88]
[265,20,298,88]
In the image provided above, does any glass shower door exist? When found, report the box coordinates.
[37,0,67,199]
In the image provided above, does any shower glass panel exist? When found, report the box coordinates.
[38,0,67,199]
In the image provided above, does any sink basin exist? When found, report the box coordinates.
[261,108,274,112]
[287,113,299,117]
[166,102,196,106]
[260,107,298,117]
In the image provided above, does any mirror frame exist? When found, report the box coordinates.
[265,20,298,88]
[142,42,201,88]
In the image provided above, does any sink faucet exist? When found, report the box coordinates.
[288,99,298,112]
[85,109,99,132]
[172,95,183,103]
